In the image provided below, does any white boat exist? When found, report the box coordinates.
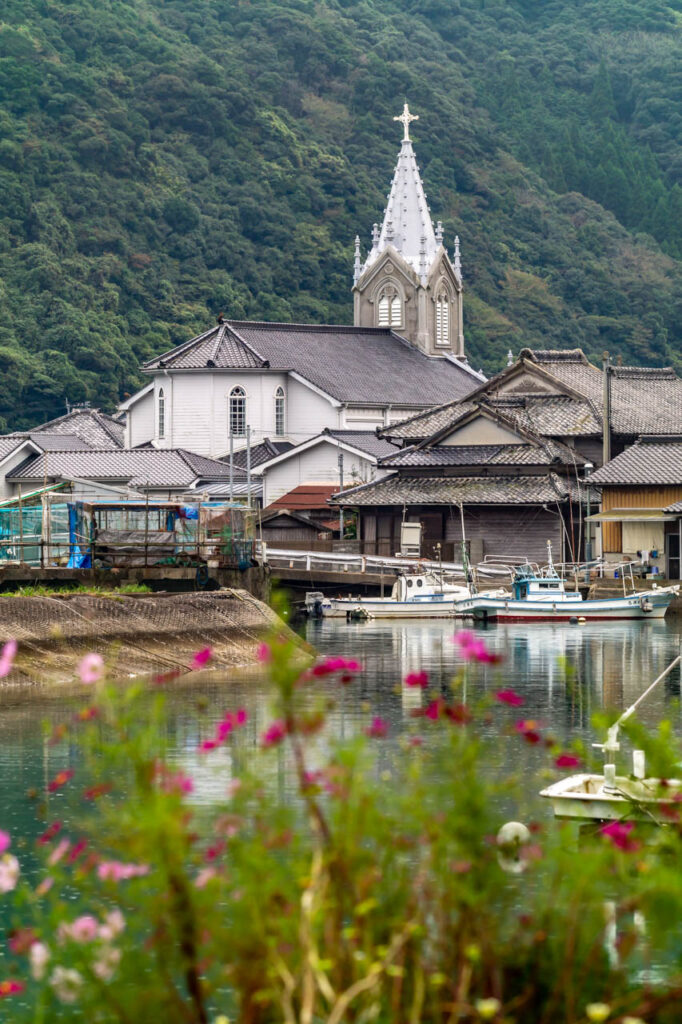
[454,544,679,622]
[305,571,505,619]
[541,653,682,822]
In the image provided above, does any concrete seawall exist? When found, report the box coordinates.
[0,590,290,685]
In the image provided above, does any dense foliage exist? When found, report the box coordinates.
[2,0,682,428]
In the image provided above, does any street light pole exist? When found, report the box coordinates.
[338,452,344,540]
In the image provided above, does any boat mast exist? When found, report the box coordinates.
[459,502,476,594]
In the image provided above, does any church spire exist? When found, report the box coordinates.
[361,104,438,278]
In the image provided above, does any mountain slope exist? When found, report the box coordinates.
[0,0,681,427]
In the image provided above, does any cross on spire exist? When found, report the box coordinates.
[394,103,419,143]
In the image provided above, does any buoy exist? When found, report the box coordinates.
[496,821,531,874]
[578,616,587,625]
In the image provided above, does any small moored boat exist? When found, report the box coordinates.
[305,570,505,620]
[454,544,678,622]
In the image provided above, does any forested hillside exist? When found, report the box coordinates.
[1,0,682,428]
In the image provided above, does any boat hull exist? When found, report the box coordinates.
[321,597,460,619]
[454,589,677,622]
[540,773,682,821]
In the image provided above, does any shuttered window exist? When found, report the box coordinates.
[436,294,450,346]
[377,289,402,327]
[158,388,165,439]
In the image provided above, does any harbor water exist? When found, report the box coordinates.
[2,617,682,842]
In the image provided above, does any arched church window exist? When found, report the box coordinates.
[435,292,450,346]
[274,386,285,437]
[229,386,246,437]
[377,286,402,328]
[158,388,165,439]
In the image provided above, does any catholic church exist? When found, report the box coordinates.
[121,106,482,464]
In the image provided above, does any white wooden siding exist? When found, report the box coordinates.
[128,389,155,448]
[262,441,376,506]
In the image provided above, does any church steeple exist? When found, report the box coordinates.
[362,104,438,283]
[353,105,465,360]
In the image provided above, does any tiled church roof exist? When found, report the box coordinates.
[143,321,479,407]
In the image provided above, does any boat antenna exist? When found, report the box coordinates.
[546,539,557,578]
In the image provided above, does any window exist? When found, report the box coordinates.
[435,293,450,346]
[229,386,246,436]
[377,286,402,327]
[274,386,285,437]
[158,387,165,439]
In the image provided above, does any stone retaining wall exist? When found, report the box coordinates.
[0,590,287,685]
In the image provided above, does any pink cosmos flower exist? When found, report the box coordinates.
[198,708,248,752]
[47,769,74,793]
[405,671,429,689]
[195,867,217,889]
[190,647,213,671]
[425,699,442,721]
[600,821,640,852]
[0,980,24,998]
[555,753,581,768]
[61,915,99,944]
[47,838,71,866]
[0,639,17,678]
[78,652,104,685]
[515,720,542,745]
[256,643,272,663]
[83,783,112,801]
[37,822,62,845]
[154,763,194,794]
[261,719,287,747]
[29,942,50,981]
[453,631,503,664]
[0,831,10,855]
[365,716,388,738]
[68,839,88,864]
[310,656,362,678]
[99,910,125,940]
[496,689,524,707]
[97,861,150,881]
[0,855,20,893]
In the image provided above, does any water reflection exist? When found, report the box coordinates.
[0,619,681,841]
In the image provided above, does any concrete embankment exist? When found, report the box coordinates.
[0,590,292,685]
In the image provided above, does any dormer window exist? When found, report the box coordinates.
[377,285,402,328]
[158,387,165,439]
[229,386,246,436]
[274,386,285,436]
[435,292,450,346]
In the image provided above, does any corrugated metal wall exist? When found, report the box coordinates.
[601,487,682,552]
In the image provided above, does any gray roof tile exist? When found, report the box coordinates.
[144,321,479,406]
[31,409,125,448]
[332,473,571,506]
[8,448,233,489]
[589,437,682,486]
[224,439,295,470]
[380,440,583,468]
[325,430,400,459]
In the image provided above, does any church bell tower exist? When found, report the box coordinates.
[353,105,465,359]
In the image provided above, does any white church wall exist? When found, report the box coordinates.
[126,389,155,448]
[261,441,376,507]
[285,377,339,446]
[342,407,385,431]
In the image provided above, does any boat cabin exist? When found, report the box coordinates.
[511,566,579,604]
[390,572,466,603]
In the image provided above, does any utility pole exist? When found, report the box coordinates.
[229,432,234,503]
[338,452,344,539]
[602,351,612,466]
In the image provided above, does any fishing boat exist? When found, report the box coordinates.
[454,543,679,622]
[305,570,506,620]
[541,653,682,822]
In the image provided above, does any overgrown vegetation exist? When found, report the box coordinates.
[4,583,151,598]
[3,629,682,1020]
[1,0,682,428]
